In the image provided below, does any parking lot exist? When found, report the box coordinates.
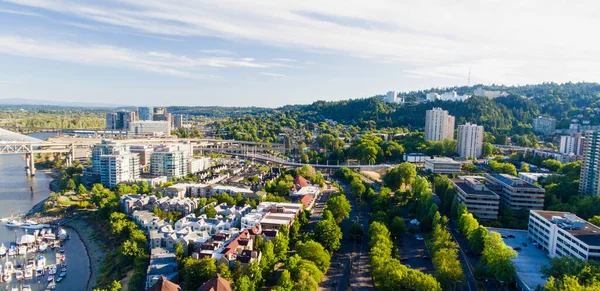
[398,222,435,275]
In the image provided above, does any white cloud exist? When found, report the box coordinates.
[0,35,281,79]
[2,0,600,84]
[259,72,285,77]
[274,58,297,62]
[0,8,41,17]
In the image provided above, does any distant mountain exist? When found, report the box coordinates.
[0,98,126,108]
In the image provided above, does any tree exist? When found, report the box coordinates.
[520,163,530,172]
[236,275,254,291]
[273,232,289,261]
[292,270,319,291]
[482,142,494,157]
[260,241,276,275]
[389,217,406,238]
[204,204,217,218]
[349,221,364,241]
[589,216,600,227]
[325,195,351,224]
[350,179,366,198]
[542,159,563,172]
[482,232,517,282]
[65,178,76,191]
[458,213,479,236]
[181,257,217,290]
[277,270,294,291]
[432,248,465,290]
[313,219,343,253]
[296,165,316,180]
[467,226,488,255]
[296,240,331,272]
[174,242,184,261]
[383,163,417,190]
[76,184,88,196]
[217,262,232,280]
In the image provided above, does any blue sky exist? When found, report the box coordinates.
[0,0,598,107]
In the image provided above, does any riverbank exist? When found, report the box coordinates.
[65,216,105,291]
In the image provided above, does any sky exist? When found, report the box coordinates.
[0,0,598,107]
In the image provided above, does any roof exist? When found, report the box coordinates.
[0,128,44,144]
[488,174,542,189]
[451,178,499,197]
[293,176,310,188]
[300,194,315,208]
[198,274,233,291]
[532,210,600,246]
[147,276,182,291]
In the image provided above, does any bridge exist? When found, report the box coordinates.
[1,126,127,137]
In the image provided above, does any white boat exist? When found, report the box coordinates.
[18,245,27,255]
[59,271,66,277]
[47,275,54,282]
[48,265,57,275]
[7,246,15,256]
[36,256,46,275]
[24,268,33,279]
[11,288,18,291]
[22,220,44,230]
[5,219,21,228]
[5,261,13,274]
[15,269,23,280]
[23,285,32,291]
[38,242,48,252]
[27,246,37,253]
[0,243,6,256]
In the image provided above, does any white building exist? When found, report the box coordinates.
[425,108,455,141]
[128,120,171,137]
[484,174,545,211]
[151,145,191,178]
[384,91,402,104]
[559,133,585,155]
[533,116,557,135]
[403,153,427,163]
[457,123,484,158]
[528,210,600,261]
[518,173,553,185]
[189,157,211,174]
[100,153,140,189]
[439,91,470,102]
[451,176,500,220]
[473,87,509,99]
[424,157,462,174]
[426,92,440,102]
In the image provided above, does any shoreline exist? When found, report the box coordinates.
[64,217,104,291]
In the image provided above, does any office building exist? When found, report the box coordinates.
[580,131,600,195]
[528,210,600,261]
[384,91,403,104]
[451,176,500,220]
[128,121,171,137]
[518,172,553,185]
[138,107,153,121]
[151,145,191,178]
[533,116,557,135]
[424,108,455,141]
[559,133,585,155]
[484,173,545,211]
[172,114,184,129]
[100,153,140,189]
[105,111,136,130]
[457,123,484,158]
[424,157,462,174]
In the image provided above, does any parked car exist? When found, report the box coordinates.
[415,235,424,241]
[400,257,409,262]
[422,256,431,260]
[513,247,522,251]
[507,234,516,238]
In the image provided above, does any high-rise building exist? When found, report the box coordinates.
[457,123,484,158]
[150,145,191,178]
[105,111,136,130]
[580,131,600,195]
[128,121,171,136]
[138,107,153,121]
[172,114,183,129]
[533,116,557,135]
[559,133,585,155]
[90,140,140,188]
[424,107,455,141]
[153,107,168,121]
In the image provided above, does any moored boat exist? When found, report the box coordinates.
[24,268,33,279]
[38,242,48,252]
[15,269,23,280]
[18,245,26,255]
[47,275,54,282]
[5,219,21,228]
[0,243,6,256]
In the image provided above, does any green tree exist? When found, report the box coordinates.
[520,163,530,172]
[482,142,494,157]
[296,240,331,272]
[174,242,184,261]
[349,221,365,242]
[482,232,517,282]
[217,262,232,280]
[76,183,88,196]
[313,219,342,253]
[325,195,351,224]
[589,216,600,227]
[273,232,289,262]
[432,248,465,290]
[277,269,294,291]
[236,275,254,291]
[204,204,217,218]
[181,257,217,290]
[65,178,76,191]
[467,226,488,255]
[389,217,406,238]
[542,159,563,172]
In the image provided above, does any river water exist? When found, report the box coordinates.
[0,132,89,291]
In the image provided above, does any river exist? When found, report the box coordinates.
[0,132,90,291]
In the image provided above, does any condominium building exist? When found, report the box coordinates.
[528,210,600,261]
[451,176,500,220]
[457,123,484,158]
[105,111,136,130]
[424,157,462,174]
[138,106,153,121]
[128,121,171,137]
[484,173,545,211]
[580,131,600,195]
[533,116,557,135]
[99,152,140,189]
[424,108,455,141]
[91,140,130,174]
[560,133,585,155]
[151,145,191,178]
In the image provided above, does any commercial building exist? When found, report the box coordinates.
[128,121,171,137]
[457,123,484,158]
[518,172,553,185]
[424,157,462,174]
[106,111,136,130]
[559,133,585,155]
[528,210,600,261]
[580,131,600,196]
[451,176,500,220]
[424,108,455,141]
[403,153,426,163]
[138,106,153,121]
[150,145,191,178]
[172,114,184,129]
[533,116,557,135]
[484,173,545,211]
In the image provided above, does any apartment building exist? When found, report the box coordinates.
[559,133,585,155]
[424,107,455,141]
[528,210,600,261]
[484,173,545,211]
[100,153,140,189]
[151,145,190,178]
[533,116,557,135]
[457,123,484,158]
[580,131,600,195]
[451,176,500,220]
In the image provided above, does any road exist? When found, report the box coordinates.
[319,180,375,291]
[449,228,479,291]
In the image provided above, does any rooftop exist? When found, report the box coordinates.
[532,210,600,246]
[451,178,499,197]
[426,157,460,164]
[488,174,542,189]
[487,228,549,291]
